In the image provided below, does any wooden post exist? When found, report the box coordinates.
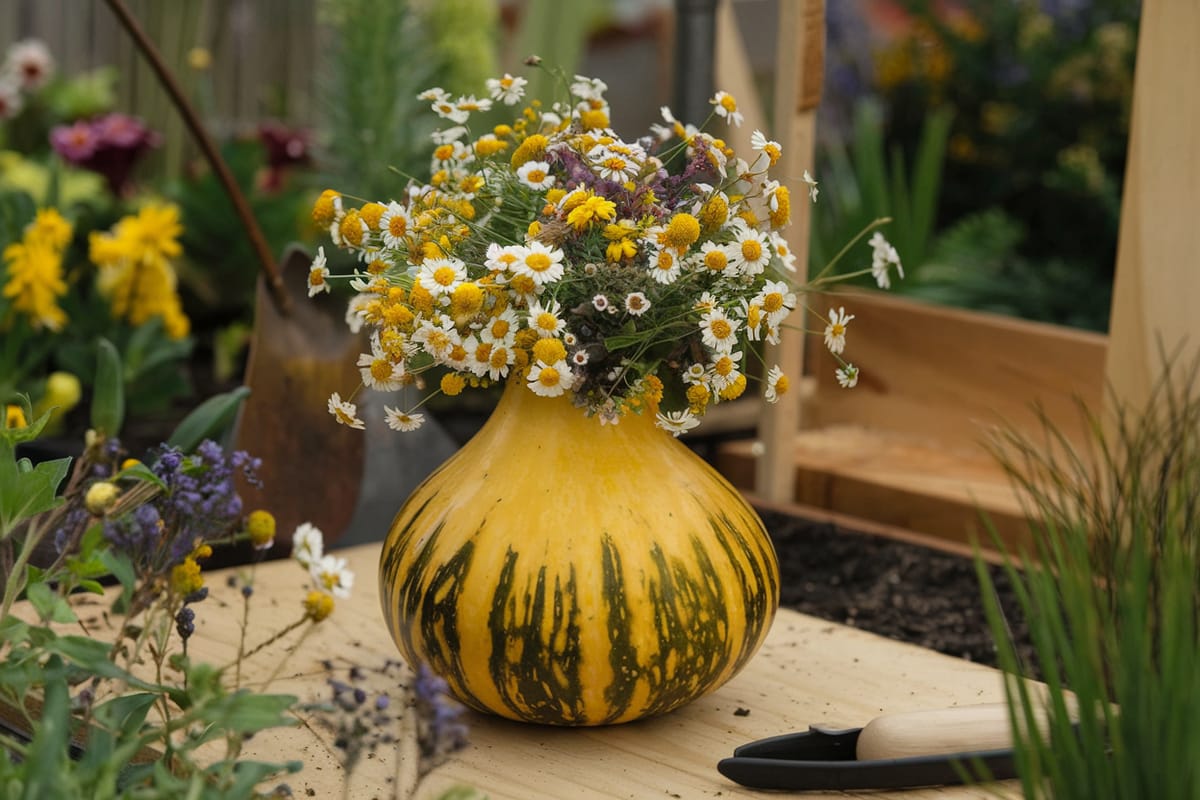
[755,0,824,502]
[1104,1,1200,413]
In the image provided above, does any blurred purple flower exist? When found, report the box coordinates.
[258,121,311,192]
[49,112,160,197]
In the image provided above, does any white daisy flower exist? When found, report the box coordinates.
[769,231,798,272]
[571,75,608,100]
[803,169,819,203]
[590,147,636,182]
[485,344,514,381]
[417,87,450,102]
[455,94,492,115]
[417,257,468,297]
[291,522,324,567]
[572,350,590,367]
[698,240,734,274]
[413,316,460,360]
[430,125,469,144]
[729,224,772,277]
[563,332,578,347]
[836,364,859,389]
[823,307,855,355]
[528,298,566,338]
[430,96,469,124]
[486,73,528,105]
[764,365,788,403]
[344,293,372,334]
[624,292,651,316]
[708,350,743,391]
[327,392,365,430]
[480,308,519,345]
[379,202,410,249]
[517,160,556,190]
[869,231,904,289]
[750,129,782,167]
[699,308,740,351]
[511,241,565,286]
[710,91,743,127]
[357,337,405,391]
[592,294,610,312]
[527,359,570,397]
[683,362,708,386]
[311,554,355,598]
[307,246,330,297]
[646,246,681,285]
[756,279,797,327]
[485,242,525,275]
[384,406,426,432]
[656,410,701,436]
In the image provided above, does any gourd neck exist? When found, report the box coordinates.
[484,378,662,441]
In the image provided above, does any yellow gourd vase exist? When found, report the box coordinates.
[379,380,780,725]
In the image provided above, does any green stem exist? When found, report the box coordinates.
[810,216,892,283]
[0,521,45,619]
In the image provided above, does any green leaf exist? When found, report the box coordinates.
[26,581,77,624]
[112,460,166,490]
[91,337,124,437]
[0,452,70,534]
[198,691,299,736]
[207,759,302,798]
[166,386,251,452]
[21,655,70,799]
[99,549,136,614]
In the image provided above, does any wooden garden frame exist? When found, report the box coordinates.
[712,0,1198,551]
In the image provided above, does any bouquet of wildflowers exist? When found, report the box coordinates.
[311,67,898,435]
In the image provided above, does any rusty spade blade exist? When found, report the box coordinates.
[234,246,364,551]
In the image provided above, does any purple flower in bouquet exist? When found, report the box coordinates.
[258,120,311,192]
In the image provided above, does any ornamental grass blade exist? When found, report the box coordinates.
[231,246,364,553]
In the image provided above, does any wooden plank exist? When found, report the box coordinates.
[101,542,1014,799]
[717,425,1031,551]
[756,0,824,502]
[806,291,1107,449]
[1104,0,1200,415]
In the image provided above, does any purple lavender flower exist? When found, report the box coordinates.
[413,662,469,768]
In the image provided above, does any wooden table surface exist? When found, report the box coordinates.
[180,542,1017,799]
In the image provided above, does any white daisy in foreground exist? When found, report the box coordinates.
[384,406,425,432]
[656,409,700,436]
[511,241,565,286]
[485,242,524,274]
[646,246,681,285]
[291,522,324,568]
[418,256,468,297]
[307,246,330,297]
[487,72,527,105]
[699,307,741,351]
[528,298,566,337]
[311,554,355,599]
[756,279,797,326]
[823,307,854,355]
[764,365,789,403]
[527,359,570,397]
[711,91,744,127]
[357,345,405,392]
[836,364,859,389]
[327,392,365,429]
[7,39,55,90]
[517,160,555,190]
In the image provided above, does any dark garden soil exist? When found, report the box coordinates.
[758,508,1038,673]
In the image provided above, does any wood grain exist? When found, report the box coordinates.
[1104,1,1200,417]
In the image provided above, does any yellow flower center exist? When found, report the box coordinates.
[490,347,509,370]
[661,213,700,250]
[774,375,790,395]
[532,337,567,364]
[762,293,784,313]
[370,359,394,382]
[710,319,732,339]
[509,274,536,295]
[536,311,557,331]
[742,240,763,261]
[308,268,326,286]
[526,168,547,184]
[655,251,675,271]
[474,341,493,362]
[525,252,552,273]
[489,318,511,339]
[715,356,735,376]
[433,265,458,286]
[704,249,728,271]
[830,323,845,337]
[720,94,738,113]
[537,365,561,387]
[388,215,407,237]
